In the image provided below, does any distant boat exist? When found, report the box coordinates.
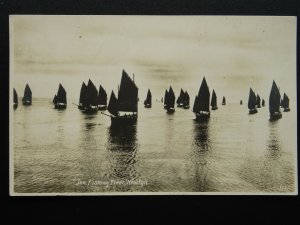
[13,88,18,109]
[193,77,210,121]
[22,84,32,105]
[53,83,67,109]
[176,89,185,107]
[183,91,190,109]
[164,86,175,113]
[248,88,257,114]
[222,96,226,105]
[82,79,98,114]
[281,93,290,112]
[161,97,163,103]
[210,89,218,110]
[144,89,152,108]
[262,99,265,107]
[256,94,261,108]
[78,82,87,110]
[269,80,282,121]
[106,69,138,125]
[97,85,107,110]
[240,100,243,105]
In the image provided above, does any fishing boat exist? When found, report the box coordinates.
[13,88,18,109]
[82,79,98,114]
[210,89,218,110]
[176,88,185,107]
[281,93,290,112]
[269,81,282,120]
[183,91,190,109]
[222,96,226,105]
[262,99,265,107]
[193,77,210,121]
[164,86,175,113]
[52,83,67,109]
[240,100,243,105]
[248,88,257,114]
[144,89,152,108]
[97,85,107,110]
[78,82,87,110]
[22,84,32,105]
[256,94,261,108]
[105,70,138,125]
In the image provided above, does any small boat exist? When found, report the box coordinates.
[13,88,18,109]
[210,89,218,110]
[248,88,257,114]
[82,79,98,114]
[22,84,32,105]
[97,85,107,110]
[193,77,210,121]
[106,69,138,125]
[144,89,152,108]
[222,96,226,105]
[262,99,265,107]
[176,89,185,107]
[53,83,67,109]
[256,94,261,108]
[164,86,175,113]
[269,80,282,120]
[240,100,243,105]
[78,82,87,110]
[161,97,163,103]
[183,91,190,109]
[281,93,290,112]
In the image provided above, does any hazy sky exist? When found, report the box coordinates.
[10,16,296,102]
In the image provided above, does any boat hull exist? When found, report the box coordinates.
[183,105,190,109]
[54,103,67,109]
[249,109,258,114]
[195,112,210,121]
[166,108,175,113]
[13,103,18,109]
[111,115,137,125]
[22,101,31,106]
[269,112,282,121]
[257,105,261,108]
[283,108,290,112]
[177,104,184,108]
[211,106,218,110]
[144,104,151,108]
[83,106,98,114]
[98,105,107,110]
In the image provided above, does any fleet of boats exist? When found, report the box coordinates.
[13,71,291,123]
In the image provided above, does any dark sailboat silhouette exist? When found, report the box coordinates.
[82,79,98,114]
[222,96,226,105]
[248,88,257,114]
[22,84,32,105]
[176,88,185,107]
[193,77,210,121]
[240,100,243,105]
[13,88,18,109]
[105,69,138,125]
[144,89,152,108]
[269,80,282,120]
[52,83,67,109]
[262,99,265,107]
[281,93,290,112]
[97,85,107,110]
[183,91,190,109]
[164,86,175,113]
[78,82,87,110]
[210,89,218,110]
[256,94,261,108]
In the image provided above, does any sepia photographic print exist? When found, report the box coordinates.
[9,15,297,195]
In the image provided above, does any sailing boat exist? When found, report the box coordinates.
[97,85,107,110]
[106,69,138,125]
[269,80,282,120]
[52,83,67,109]
[222,96,226,105]
[176,88,185,107]
[22,84,32,105]
[144,89,152,108]
[164,86,175,113]
[210,89,218,110]
[183,91,190,109]
[256,94,261,108]
[240,100,243,105]
[193,77,210,121]
[281,93,290,112]
[78,82,87,110]
[262,99,265,107]
[13,88,18,109]
[248,88,257,114]
[82,79,98,114]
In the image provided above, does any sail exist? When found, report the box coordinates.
[269,81,281,114]
[195,77,210,112]
[193,95,200,113]
[256,94,261,107]
[183,91,190,106]
[79,82,87,105]
[117,70,138,112]
[262,99,265,107]
[222,96,226,105]
[98,85,107,106]
[108,91,119,116]
[53,94,57,104]
[248,88,256,110]
[144,89,152,105]
[211,89,217,107]
[22,84,32,103]
[86,79,98,107]
[13,88,18,105]
[57,83,67,104]
[164,90,169,106]
[282,93,289,108]
[176,88,185,105]
[167,86,175,108]
[240,100,243,105]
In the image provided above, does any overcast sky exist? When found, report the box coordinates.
[10,16,296,102]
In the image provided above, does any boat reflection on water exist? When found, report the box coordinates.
[266,121,281,160]
[83,115,97,131]
[190,120,213,192]
[105,124,140,191]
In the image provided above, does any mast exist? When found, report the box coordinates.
[269,81,281,114]
[248,88,256,110]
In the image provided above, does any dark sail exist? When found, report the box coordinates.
[166,86,175,108]
[176,88,185,105]
[256,94,261,107]
[269,81,281,114]
[282,93,289,109]
[211,89,217,107]
[222,96,226,105]
[108,90,119,116]
[248,88,256,110]
[193,95,200,113]
[79,82,87,105]
[194,77,210,112]
[164,89,169,106]
[22,84,32,103]
[98,85,107,106]
[117,70,138,112]
[86,79,98,107]
[13,88,18,106]
[183,91,190,106]
[57,83,67,104]
[240,100,243,105]
[144,89,152,105]
[53,94,57,104]
[262,99,265,107]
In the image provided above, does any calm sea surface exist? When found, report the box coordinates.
[12,98,297,193]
